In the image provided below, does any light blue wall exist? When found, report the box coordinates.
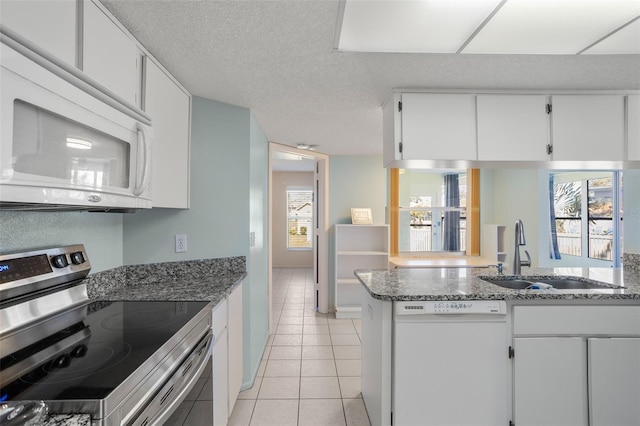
[328,155,386,308]
[247,112,270,387]
[123,97,250,263]
[625,169,640,254]
[122,97,269,390]
[0,210,123,272]
[329,155,387,226]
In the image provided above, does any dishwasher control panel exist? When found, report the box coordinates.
[396,300,507,315]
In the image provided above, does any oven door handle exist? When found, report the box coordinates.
[127,331,214,426]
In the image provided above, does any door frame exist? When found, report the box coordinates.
[268,143,329,334]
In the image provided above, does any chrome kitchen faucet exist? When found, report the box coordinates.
[513,219,531,275]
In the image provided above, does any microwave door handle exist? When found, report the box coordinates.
[133,123,150,196]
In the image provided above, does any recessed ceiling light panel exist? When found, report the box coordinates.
[338,0,503,53]
[582,17,640,54]
[462,0,640,54]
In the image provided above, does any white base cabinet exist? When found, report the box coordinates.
[211,281,243,426]
[589,338,640,426]
[512,305,640,426]
[513,337,588,426]
[227,282,243,414]
[211,298,229,426]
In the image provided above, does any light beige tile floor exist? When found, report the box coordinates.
[229,268,370,426]
[166,268,370,426]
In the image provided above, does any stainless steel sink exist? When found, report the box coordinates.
[481,276,616,290]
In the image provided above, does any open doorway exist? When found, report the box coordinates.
[268,143,329,334]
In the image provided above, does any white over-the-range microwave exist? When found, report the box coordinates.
[0,30,152,211]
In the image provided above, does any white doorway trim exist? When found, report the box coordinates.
[268,143,329,334]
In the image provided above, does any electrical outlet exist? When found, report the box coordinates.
[175,234,188,253]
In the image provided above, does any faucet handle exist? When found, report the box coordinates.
[522,250,532,267]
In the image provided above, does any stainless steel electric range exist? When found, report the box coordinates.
[0,245,213,425]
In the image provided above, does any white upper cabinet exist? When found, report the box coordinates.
[144,58,191,209]
[401,93,477,161]
[628,95,640,161]
[82,0,141,106]
[0,0,77,66]
[550,95,625,161]
[477,95,550,161]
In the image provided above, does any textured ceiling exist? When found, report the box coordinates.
[101,0,640,156]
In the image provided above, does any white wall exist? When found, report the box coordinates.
[272,171,314,268]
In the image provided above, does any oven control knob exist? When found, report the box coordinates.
[53,354,71,369]
[71,345,88,358]
[70,252,85,265]
[51,254,69,268]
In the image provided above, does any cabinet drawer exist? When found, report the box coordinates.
[513,306,640,336]
[211,299,227,337]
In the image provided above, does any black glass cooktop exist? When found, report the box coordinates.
[0,300,209,402]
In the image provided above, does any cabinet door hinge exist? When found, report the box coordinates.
[546,103,552,114]
[546,144,553,155]
[398,101,402,112]
[399,142,403,154]
[508,346,515,359]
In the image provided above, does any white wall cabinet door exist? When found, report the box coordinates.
[589,338,640,426]
[227,282,243,415]
[144,58,191,208]
[401,94,477,161]
[82,0,140,106]
[0,0,77,66]
[513,337,587,426]
[551,95,625,161]
[628,95,640,161]
[477,95,549,161]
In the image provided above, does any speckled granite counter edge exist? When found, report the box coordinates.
[44,414,91,426]
[624,253,640,271]
[84,256,246,299]
[355,267,640,302]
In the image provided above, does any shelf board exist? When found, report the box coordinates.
[337,251,389,256]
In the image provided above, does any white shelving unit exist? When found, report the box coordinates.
[335,224,389,318]
[483,224,507,263]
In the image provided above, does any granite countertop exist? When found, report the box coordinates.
[355,266,640,301]
[84,256,246,305]
[44,414,92,426]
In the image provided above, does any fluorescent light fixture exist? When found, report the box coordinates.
[462,0,640,54]
[338,0,503,53]
[337,0,640,54]
[66,137,92,150]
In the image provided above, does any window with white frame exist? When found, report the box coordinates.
[550,171,622,265]
[286,189,313,250]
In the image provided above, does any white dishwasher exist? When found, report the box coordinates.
[393,300,509,426]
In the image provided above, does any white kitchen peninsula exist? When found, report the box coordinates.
[355,267,640,426]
